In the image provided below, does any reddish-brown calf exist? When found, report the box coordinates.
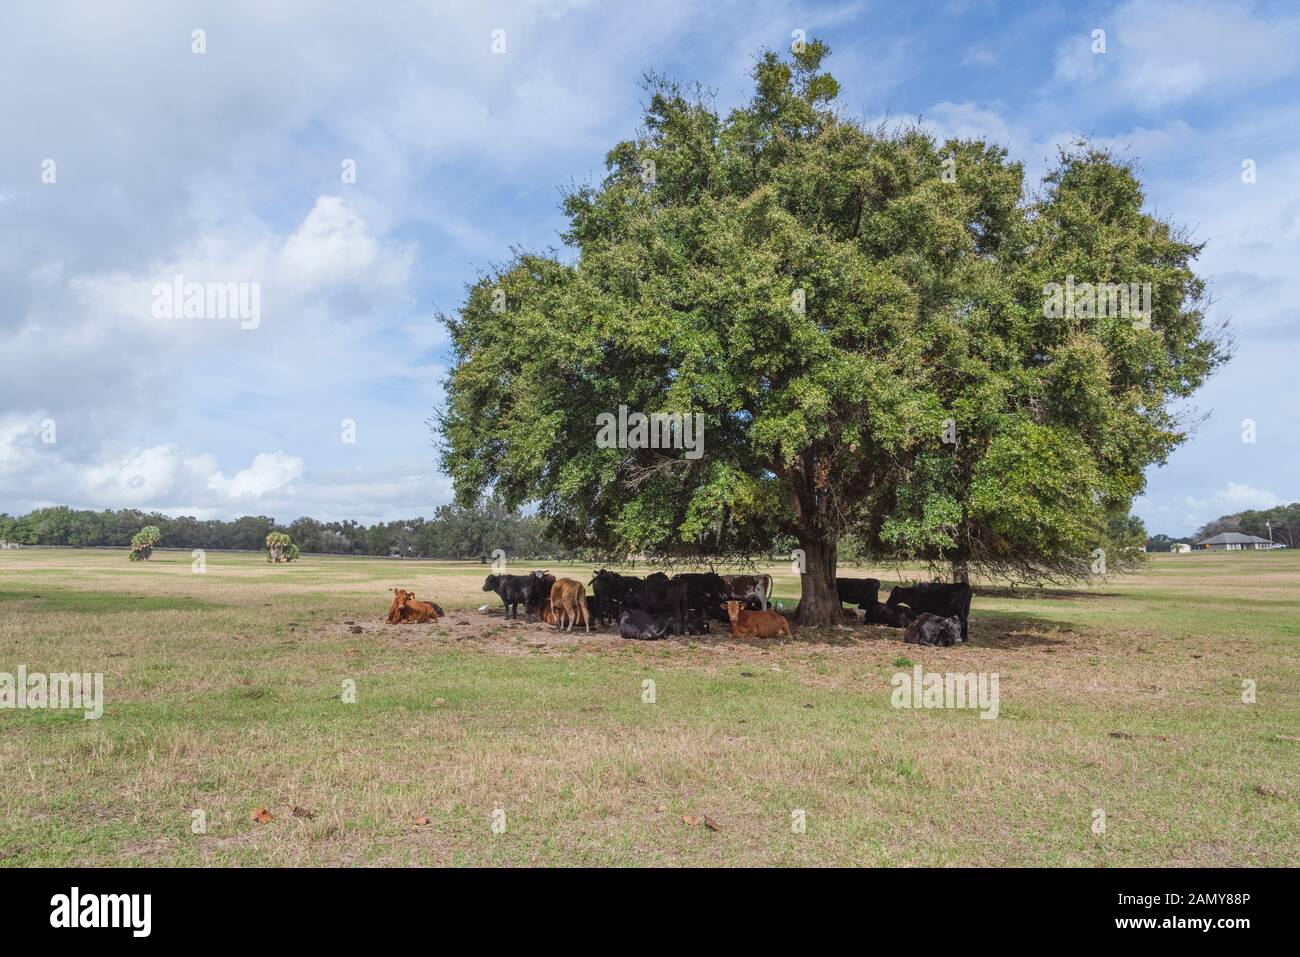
[387,588,440,624]
[548,578,589,633]
[720,599,791,639]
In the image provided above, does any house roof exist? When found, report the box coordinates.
[1197,532,1273,545]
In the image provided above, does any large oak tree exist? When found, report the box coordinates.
[436,42,1226,625]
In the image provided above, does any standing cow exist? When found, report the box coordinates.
[673,572,729,623]
[720,574,773,610]
[482,574,540,621]
[886,582,973,643]
[548,578,590,633]
[626,577,689,633]
[836,577,881,611]
[588,569,640,626]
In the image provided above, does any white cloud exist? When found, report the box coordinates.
[1053,0,1300,109]
[1148,481,1285,531]
[869,101,1013,148]
[277,196,413,297]
[205,451,304,500]
[83,444,183,503]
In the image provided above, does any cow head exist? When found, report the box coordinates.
[885,585,914,608]
[720,600,744,622]
[938,615,964,645]
[482,575,499,591]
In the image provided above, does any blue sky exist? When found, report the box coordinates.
[2,0,1297,536]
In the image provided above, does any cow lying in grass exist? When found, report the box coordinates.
[616,607,710,640]
[618,609,669,640]
[866,602,912,628]
[903,612,964,646]
[386,588,442,624]
[720,599,791,639]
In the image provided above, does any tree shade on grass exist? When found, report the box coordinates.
[436,41,1227,625]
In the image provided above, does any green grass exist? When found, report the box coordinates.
[0,588,217,614]
[0,547,1296,866]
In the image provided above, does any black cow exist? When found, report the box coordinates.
[661,607,710,636]
[482,573,539,621]
[866,602,912,628]
[618,609,671,641]
[673,572,729,622]
[527,571,556,617]
[886,582,973,643]
[836,577,881,611]
[626,577,688,632]
[903,612,964,647]
[588,569,641,626]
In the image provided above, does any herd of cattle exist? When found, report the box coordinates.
[454,569,973,646]
[480,569,789,638]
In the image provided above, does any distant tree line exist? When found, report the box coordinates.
[1,500,1151,571]
[0,501,578,560]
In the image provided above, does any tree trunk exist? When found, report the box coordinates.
[951,558,969,584]
[795,534,840,627]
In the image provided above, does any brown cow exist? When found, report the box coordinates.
[386,588,410,623]
[720,574,773,610]
[387,588,440,624]
[548,578,589,633]
[720,599,791,639]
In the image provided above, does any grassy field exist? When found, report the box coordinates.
[1,547,1296,867]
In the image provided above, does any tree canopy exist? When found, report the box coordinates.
[265,532,300,563]
[128,525,161,561]
[436,41,1227,623]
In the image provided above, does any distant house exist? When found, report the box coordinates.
[1195,532,1284,551]
[1145,541,1193,553]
